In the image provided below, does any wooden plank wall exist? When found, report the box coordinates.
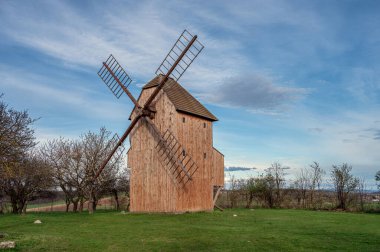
[129,88,178,212]
[212,148,224,186]
[175,113,214,211]
[128,86,224,212]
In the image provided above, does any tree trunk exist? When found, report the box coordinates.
[112,189,120,211]
[79,198,84,212]
[22,202,27,215]
[11,198,18,214]
[126,193,130,212]
[92,200,97,211]
[0,198,3,214]
[17,199,26,214]
[72,200,78,212]
[88,189,96,214]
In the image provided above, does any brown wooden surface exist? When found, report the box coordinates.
[127,86,224,212]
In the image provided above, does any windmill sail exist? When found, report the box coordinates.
[155,129,199,186]
[98,54,133,99]
[155,30,204,81]
[94,29,204,184]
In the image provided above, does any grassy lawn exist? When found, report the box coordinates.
[0,209,379,251]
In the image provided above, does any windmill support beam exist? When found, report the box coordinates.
[213,186,223,205]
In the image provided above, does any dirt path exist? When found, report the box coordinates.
[27,197,115,212]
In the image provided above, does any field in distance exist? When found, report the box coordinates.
[0,209,379,251]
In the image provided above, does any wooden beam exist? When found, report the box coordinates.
[214,204,224,211]
[213,186,223,205]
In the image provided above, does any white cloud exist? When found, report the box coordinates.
[0,66,128,121]
[203,73,310,114]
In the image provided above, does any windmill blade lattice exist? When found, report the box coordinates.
[143,117,199,187]
[155,30,204,81]
[93,133,125,183]
[105,133,126,168]
[155,129,199,187]
[98,54,133,99]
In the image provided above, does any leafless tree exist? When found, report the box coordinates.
[263,174,276,208]
[356,178,366,212]
[42,128,122,213]
[1,151,53,214]
[0,96,52,214]
[41,139,86,212]
[111,166,130,211]
[309,162,325,208]
[80,128,121,214]
[293,168,310,208]
[331,163,359,210]
[241,177,257,208]
[228,175,241,208]
[0,95,36,167]
[265,162,289,207]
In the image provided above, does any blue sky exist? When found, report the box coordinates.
[1,0,379,188]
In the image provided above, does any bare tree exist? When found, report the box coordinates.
[41,139,86,212]
[228,175,240,208]
[263,174,276,208]
[111,166,130,211]
[242,177,257,208]
[265,162,289,207]
[293,168,310,208]
[0,96,52,214]
[42,128,122,214]
[309,162,325,208]
[0,95,36,167]
[331,163,359,210]
[81,128,121,214]
[356,178,366,212]
[1,151,53,214]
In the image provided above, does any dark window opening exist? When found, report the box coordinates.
[182,117,185,123]
[182,150,186,156]
[204,153,207,159]
[203,123,206,128]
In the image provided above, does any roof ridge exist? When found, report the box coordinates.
[136,75,218,121]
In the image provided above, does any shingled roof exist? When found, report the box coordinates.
[141,75,218,121]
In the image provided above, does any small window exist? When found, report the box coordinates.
[182,117,185,123]
[182,150,186,156]
[203,123,206,128]
[204,153,207,159]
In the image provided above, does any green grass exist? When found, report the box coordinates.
[0,209,379,251]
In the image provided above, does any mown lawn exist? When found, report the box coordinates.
[0,209,379,251]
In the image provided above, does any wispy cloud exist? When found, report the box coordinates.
[345,67,380,104]
[0,66,128,121]
[308,127,323,133]
[0,0,246,86]
[364,128,380,141]
[225,166,257,172]
[203,73,310,114]
[1,0,380,187]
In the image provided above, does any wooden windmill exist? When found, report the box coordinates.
[95,30,224,213]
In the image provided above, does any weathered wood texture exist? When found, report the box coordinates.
[212,148,224,186]
[128,87,224,212]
